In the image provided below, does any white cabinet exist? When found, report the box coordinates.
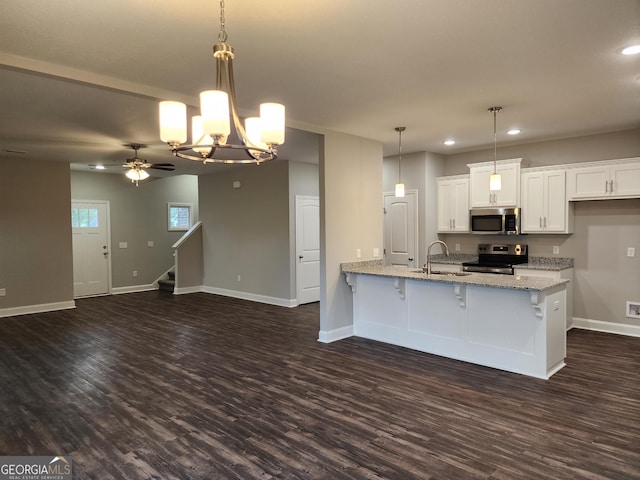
[521,169,573,233]
[567,158,640,200]
[514,267,573,329]
[437,176,469,233]
[469,158,521,208]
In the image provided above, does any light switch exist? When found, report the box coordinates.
[119,242,128,249]
[628,247,636,257]
[147,241,154,247]
[356,248,361,259]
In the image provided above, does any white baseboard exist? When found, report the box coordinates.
[111,284,157,295]
[200,286,297,308]
[173,285,202,295]
[318,325,354,343]
[572,317,640,338]
[0,300,76,318]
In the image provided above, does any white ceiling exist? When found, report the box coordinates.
[1,0,639,176]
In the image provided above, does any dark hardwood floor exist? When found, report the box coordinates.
[0,292,639,479]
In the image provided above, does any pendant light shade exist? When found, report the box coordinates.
[394,126,406,198]
[488,106,503,191]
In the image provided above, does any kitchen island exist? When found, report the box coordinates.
[341,260,569,379]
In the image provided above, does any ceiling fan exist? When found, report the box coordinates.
[122,143,175,185]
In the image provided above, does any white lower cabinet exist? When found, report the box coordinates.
[514,267,573,329]
[521,169,573,233]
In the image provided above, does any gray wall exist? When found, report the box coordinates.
[383,151,445,265]
[320,130,383,339]
[70,172,199,287]
[198,160,291,301]
[439,128,640,328]
[0,157,74,309]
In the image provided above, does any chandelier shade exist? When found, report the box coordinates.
[158,0,285,164]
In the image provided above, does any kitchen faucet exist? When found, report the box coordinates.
[426,240,450,275]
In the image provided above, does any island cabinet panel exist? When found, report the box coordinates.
[406,281,466,340]
[349,273,567,379]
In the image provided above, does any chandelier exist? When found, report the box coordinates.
[158,0,285,164]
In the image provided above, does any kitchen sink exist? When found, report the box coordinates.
[411,270,471,276]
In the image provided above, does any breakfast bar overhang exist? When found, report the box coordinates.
[341,262,569,379]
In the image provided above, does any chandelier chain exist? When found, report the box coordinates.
[218,0,227,42]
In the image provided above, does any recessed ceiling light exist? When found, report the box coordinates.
[507,129,521,135]
[621,44,640,55]
[443,139,456,146]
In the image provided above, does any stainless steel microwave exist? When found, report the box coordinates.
[470,208,521,235]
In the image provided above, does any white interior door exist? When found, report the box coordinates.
[384,191,417,267]
[295,196,320,305]
[72,200,110,297]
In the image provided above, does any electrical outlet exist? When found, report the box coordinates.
[356,248,361,259]
[628,247,636,257]
[455,243,461,252]
[0,288,6,297]
[553,245,560,255]
[373,247,380,257]
[237,275,241,282]
[133,270,138,277]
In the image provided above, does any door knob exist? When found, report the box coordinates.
[103,252,109,256]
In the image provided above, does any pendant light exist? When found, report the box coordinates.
[488,106,502,191]
[394,126,406,197]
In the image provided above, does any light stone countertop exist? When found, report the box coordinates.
[429,254,574,271]
[341,262,569,292]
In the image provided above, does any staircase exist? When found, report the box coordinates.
[158,270,175,293]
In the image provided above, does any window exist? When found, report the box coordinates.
[168,203,192,231]
[71,207,99,228]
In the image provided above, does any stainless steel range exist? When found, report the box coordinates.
[462,244,528,275]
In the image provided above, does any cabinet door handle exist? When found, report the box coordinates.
[539,217,542,228]
[544,217,547,228]
[610,180,614,193]
[452,218,456,229]
[605,180,608,193]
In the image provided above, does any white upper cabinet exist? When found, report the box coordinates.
[521,169,573,233]
[437,175,469,233]
[567,158,640,200]
[468,158,521,208]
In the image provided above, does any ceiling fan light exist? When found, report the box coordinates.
[200,90,231,139]
[125,168,149,181]
[489,173,502,191]
[259,103,285,145]
[159,101,187,144]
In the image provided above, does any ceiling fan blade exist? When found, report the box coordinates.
[148,165,175,171]
[151,163,175,167]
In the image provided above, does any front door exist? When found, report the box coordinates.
[71,201,110,297]
[295,195,320,305]
[383,191,417,267]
